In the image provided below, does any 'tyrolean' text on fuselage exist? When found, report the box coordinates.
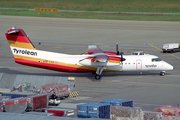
[13,48,37,56]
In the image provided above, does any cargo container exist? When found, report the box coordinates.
[0,112,109,120]
[0,96,11,101]
[1,97,29,113]
[23,111,54,116]
[143,111,162,120]
[0,101,2,112]
[40,83,70,98]
[110,106,144,120]
[77,103,110,118]
[100,99,134,107]
[2,92,37,99]
[77,103,89,118]
[27,94,48,110]
[45,108,75,117]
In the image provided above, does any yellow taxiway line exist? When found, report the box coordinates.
[149,44,180,60]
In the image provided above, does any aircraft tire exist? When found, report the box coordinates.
[160,72,165,76]
[95,74,101,80]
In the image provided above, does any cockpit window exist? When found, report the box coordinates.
[132,53,138,55]
[140,52,145,55]
[132,51,145,55]
[152,58,162,62]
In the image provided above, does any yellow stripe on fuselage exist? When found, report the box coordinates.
[8,40,36,50]
[108,60,120,64]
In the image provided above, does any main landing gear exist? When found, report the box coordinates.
[160,71,165,76]
[95,67,105,80]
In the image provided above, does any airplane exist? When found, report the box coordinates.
[5,27,174,80]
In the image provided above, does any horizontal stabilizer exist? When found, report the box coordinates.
[7,27,20,34]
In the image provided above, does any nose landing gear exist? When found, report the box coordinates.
[160,71,165,76]
[95,74,101,80]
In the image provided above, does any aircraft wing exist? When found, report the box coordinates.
[87,45,108,61]
[79,45,109,66]
[84,45,104,54]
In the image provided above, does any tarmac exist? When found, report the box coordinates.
[0,15,180,111]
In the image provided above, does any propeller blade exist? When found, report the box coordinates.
[116,43,126,61]
[116,43,119,55]
[119,51,126,62]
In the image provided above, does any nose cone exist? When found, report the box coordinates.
[163,61,174,70]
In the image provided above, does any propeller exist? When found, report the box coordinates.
[116,43,120,55]
[116,43,126,62]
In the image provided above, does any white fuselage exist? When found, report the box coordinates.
[11,47,174,73]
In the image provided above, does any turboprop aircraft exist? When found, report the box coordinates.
[5,27,174,80]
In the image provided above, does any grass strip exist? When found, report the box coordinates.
[1,9,180,21]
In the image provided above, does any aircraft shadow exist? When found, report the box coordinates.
[0,68,171,82]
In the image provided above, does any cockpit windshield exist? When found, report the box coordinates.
[152,58,162,62]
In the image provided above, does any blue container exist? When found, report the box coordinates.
[77,103,90,118]
[100,99,134,107]
[77,103,110,118]
[2,92,37,99]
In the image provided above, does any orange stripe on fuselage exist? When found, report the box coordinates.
[8,40,36,50]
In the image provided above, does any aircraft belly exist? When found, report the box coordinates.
[106,65,122,71]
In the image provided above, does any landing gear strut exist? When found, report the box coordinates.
[160,71,165,76]
[95,67,105,80]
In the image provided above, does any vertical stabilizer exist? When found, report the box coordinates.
[5,27,37,59]
[5,27,36,50]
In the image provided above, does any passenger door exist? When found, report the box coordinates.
[136,59,142,70]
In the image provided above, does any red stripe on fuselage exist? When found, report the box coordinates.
[108,56,121,61]
[15,58,96,73]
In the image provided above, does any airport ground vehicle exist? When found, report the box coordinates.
[162,43,180,53]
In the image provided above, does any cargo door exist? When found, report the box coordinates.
[99,105,110,118]
[136,59,142,70]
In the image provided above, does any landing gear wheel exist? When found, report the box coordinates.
[95,74,101,80]
[160,72,165,76]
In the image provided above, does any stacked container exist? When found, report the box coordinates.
[100,99,134,107]
[77,103,110,118]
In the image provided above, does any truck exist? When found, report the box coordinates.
[162,43,180,53]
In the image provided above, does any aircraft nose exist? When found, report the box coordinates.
[169,64,174,70]
[163,61,174,70]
